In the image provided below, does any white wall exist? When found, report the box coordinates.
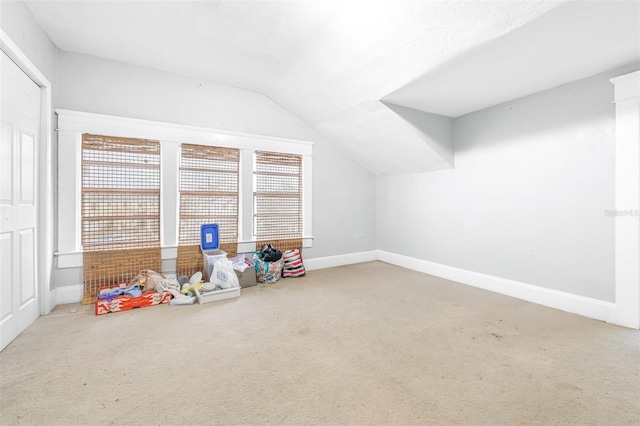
[52,51,377,288]
[0,1,56,83]
[377,67,637,302]
[304,139,377,259]
[56,51,320,141]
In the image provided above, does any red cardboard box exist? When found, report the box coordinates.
[95,288,172,315]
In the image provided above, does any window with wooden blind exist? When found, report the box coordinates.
[56,110,314,274]
[80,134,161,304]
[81,134,161,250]
[254,151,303,251]
[177,144,239,276]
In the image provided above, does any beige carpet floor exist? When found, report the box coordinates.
[1,261,638,425]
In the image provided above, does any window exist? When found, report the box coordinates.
[80,134,162,304]
[81,134,161,251]
[176,144,239,275]
[178,144,239,246]
[56,110,313,274]
[254,151,303,251]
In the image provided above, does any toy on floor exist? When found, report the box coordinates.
[180,271,203,297]
[129,270,165,292]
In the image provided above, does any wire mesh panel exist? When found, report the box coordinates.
[177,144,239,275]
[254,151,303,250]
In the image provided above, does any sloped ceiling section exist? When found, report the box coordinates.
[25,1,639,175]
[384,0,640,118]
[382,102,454,167]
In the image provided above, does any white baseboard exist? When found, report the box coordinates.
[51,285,84,305]
[377,250,617,325]
[304,250,378,271]
[47,250,620,327]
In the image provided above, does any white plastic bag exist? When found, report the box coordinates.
[212,258,240,289]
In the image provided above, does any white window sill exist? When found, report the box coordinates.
[55,237,313,269]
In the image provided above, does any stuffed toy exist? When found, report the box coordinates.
[129,270,165,292]
[180,271,203,297]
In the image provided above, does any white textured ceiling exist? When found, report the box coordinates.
[25,0,640,175]
[384,0,640,118]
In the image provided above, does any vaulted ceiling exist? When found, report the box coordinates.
[25,1,640,175]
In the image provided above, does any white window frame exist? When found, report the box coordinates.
[55,109,313,268]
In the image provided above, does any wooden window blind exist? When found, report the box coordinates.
[81,134,161,304]
[81,134,161,251]
[179,144,239,245]
[177,144,239,275]
[254,151,303,251]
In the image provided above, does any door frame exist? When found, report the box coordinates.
[1,29,53,315]
[611,70,640,329]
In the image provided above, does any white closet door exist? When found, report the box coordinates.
[0,50,41,351]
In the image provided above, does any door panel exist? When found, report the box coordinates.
[0,233,13,321]
[20,88,36,120]
[20,229,35,304]
[0,121,12,202]
[20,131,35,203]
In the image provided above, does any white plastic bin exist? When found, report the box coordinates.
[195,287,240,304]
